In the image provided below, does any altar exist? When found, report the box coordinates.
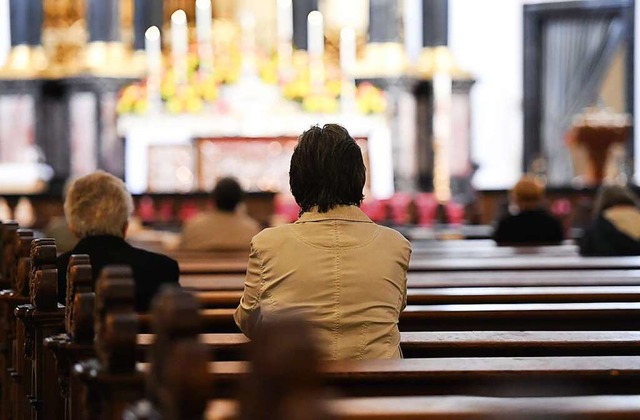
[119,110,394,198]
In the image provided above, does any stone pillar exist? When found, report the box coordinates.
[368,0,400,43]
[292,0,318,50]
[133,0,164,50]
[9,0,43,47]
[422,0,448,47]
[87,0,120,43]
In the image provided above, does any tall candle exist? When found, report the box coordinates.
[171,9,188,85]
[195,0,213,74]
[340,27,356,112]
[307,11,324,90]
[277,0,293,43]
[145,26,162,112]
[277,0,293,79]
[403,0,423,64]
[240,13,257,77]
[307,11,324,58]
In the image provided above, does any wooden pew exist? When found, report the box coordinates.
[176,255,640,275]
[135,331,640,361]
[180,269,640,292]
[193,286,640,308]
[12,239,64,420]
[131,355,640,399]
[133,302,640,333]
[73,285,640,419]
[206,395,640,419]
[125,296,640,420]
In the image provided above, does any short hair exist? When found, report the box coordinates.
[212,177,244,212]
[511,176,544,208]
[594,185,640,216]
[289,124,366,214]
[64,171,133,238]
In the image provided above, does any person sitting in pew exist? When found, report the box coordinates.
[234,124,412,360]
[56,171,179,311]
[580,185,640,256]
[493,176,563,245]
[179,177,261,251]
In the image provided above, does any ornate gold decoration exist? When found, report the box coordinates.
[410,46,471,80]
[355,42,407,78]
[83,41,142,76]
[0,46,49,78]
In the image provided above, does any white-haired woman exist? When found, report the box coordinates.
[56,171,179,311]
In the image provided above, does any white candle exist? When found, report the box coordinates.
[307,11,324,58]
[196,0,213,74]
[277,0,293,44]
[277,0,293,80]
[145,26,162,113]
[171,9,189,84]
[145,26,161,76]
[404,0,423,65]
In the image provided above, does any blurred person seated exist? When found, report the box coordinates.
[43,181,78,253]
[56,171,179,311]
[580,185,640,256]
[179,177,261,251]
[234,124,411,360]
[493,176,563,245]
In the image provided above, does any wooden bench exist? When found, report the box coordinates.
[193,286,640,308]
[133,302,640,333]
[76,288,640,419]
[176,255,640,274]
[205,395,640,419]
[179,269,640,291]
[135,331,640,361]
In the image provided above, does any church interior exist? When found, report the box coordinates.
[1,0,640,419]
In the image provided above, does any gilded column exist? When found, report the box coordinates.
[292,0,318,50]
[3,0,46,74]
[134,0,164,51]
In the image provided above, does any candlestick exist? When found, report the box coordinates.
[277,0,293,80]
[145,26,162,113]
[171,10,188,85]
[196,0,213,74]
[340,27,356,112]
[307,11,325,89]
[432,72,453,203]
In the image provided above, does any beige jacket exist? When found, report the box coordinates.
[179,209,261,251]
[234,205,411,360]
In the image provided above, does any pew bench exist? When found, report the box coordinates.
[180,269,640,291]
[193,286,640,308]
[177,255,640,274]
[134,331,640,361]
[130,355,640,398]
[206,395,640,419]
[135,302,640,333]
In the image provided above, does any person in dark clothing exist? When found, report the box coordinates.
[56,171,179,311]
[580,185,640,256]
[493,176,563,245]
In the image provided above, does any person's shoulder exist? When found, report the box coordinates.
[251,224,290,247]
[129,245,178,269]
[376,224,411,247]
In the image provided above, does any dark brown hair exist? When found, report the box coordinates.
[289,124,366,214]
